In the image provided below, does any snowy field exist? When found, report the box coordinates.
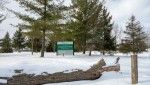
[0,52,150,85]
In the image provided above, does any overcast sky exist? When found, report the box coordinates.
[0,0,150,39]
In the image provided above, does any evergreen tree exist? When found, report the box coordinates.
[25,38,42,53]
[13,0,63,57]
[119,15,148,54]
[0,32,13,53]
[94,7,116,55]
[70,0,103,53]
[69,0,116,55]
[24,21,42,55]
[12,28,25,52]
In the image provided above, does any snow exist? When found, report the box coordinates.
[0,52,150,85]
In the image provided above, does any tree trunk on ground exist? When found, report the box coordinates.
[7,58,120,85]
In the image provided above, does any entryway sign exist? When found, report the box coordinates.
[56,41,74,55]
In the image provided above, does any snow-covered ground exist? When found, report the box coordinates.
[0,52,150,85]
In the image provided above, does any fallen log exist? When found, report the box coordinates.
[103,64,120,72]
[0,77,10,80]
[0,83,7,85]
[7,58,120,85]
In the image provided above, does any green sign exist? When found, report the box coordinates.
[56,41,74,55]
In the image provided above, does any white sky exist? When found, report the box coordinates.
[0,0,150,39]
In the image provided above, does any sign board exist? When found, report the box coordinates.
[56,41,74,55]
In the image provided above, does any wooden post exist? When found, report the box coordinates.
[131,55,138,84]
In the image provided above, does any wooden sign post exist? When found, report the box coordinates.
[131,55,138,84]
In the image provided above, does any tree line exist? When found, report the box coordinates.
[0,0,148,56]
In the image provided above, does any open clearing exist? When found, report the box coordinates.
[0,52,150,85]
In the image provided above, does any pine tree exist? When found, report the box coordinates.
[70,0,103,53]
[24,21,42,55]
[13,0,63,57]
[12,28,25,52]
[25,38,42,53]
[119,15,148,54]
[69,0,116,55]
[94,7,116,55]
[0,32,13,53]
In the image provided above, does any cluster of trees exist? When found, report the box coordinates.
[0,29,24,53]
[0,0,148,56]
[68,0,116,55]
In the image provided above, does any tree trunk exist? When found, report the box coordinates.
[41,30,45,57]
[31,37,34,55]
[7,59,120,85]
[83,43,86,54]
[18,46,21,53]
[40,0,47,57]
[102,50,105,55]
[83,30,87,54]
[89,50,91,56]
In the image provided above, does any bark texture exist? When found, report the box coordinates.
[7,59,120,85]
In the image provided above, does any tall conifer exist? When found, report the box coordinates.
[1,32,13,53]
